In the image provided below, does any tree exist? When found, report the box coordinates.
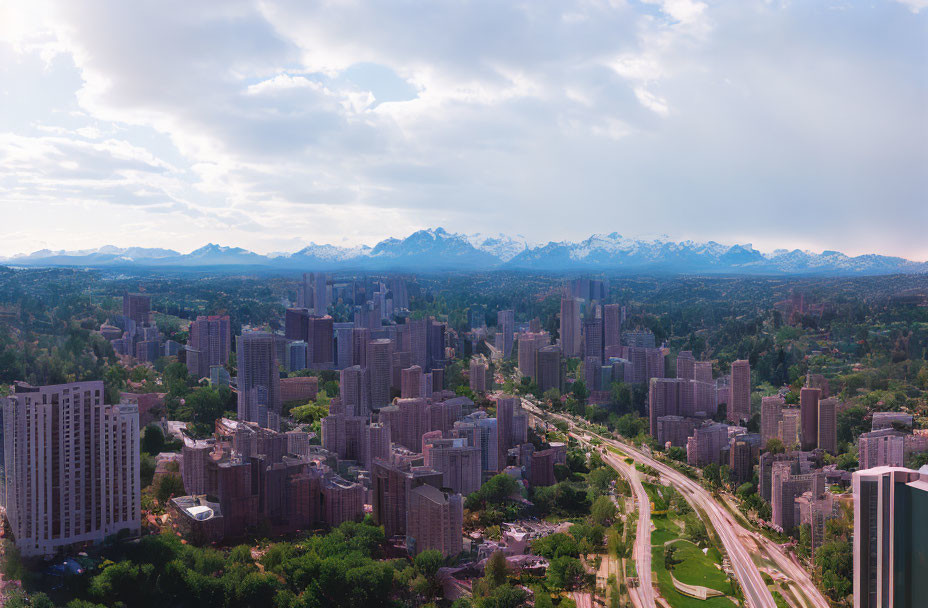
[719,465,732,488]
[765,438,785,455]
[588,466,617,495]
[666,446,687,462]
[484,550,508,589]
[703,463,721,488]
[547,556,585,590]
[141,424,165,455]
[591,495,617,526]
[155,474,185,503]
[571,380,589,404]
[664,545,681,570]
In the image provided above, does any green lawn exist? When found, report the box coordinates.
[649,511,736,608]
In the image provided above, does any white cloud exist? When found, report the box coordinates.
[0,0,925,259]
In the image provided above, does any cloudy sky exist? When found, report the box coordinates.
[1,0,926,259]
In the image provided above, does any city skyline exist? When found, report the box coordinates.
[1,1,926,259]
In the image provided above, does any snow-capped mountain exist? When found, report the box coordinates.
[2,230,925,275]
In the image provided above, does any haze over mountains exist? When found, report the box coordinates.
[4,228,925,275]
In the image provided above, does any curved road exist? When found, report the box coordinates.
[604,452,656,608]
[528,401,822,608]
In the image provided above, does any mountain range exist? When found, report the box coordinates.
[3,228,925,275]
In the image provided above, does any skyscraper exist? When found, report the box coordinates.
[676,351,695,380]
[559,296,581,357]
[237,332,282,430]
[800,387,821,451]
[340,365,370,416]
[535,345,563,393]
[3,382,141,557]
[497,309,514,358]
[603,304,621,349]
[401,365,423,398]
[728,360,750,423]
[761,396,785,449]
[817,397,837,454]
[186,315,231,380]
[368,339,394,409]
[406,485,463,557]
[122,292,151,327]
[853,466,928,607]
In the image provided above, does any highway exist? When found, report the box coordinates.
[527,400,780,608]
[604,451,656,608]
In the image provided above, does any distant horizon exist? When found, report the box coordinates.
[4,227,927,263]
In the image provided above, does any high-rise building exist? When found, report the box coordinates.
[351,327,371,368]
[728,360,750,423]
[371,460,443,538]
[186,315,232,380]
[535,345,563,393]
[779,408,802,449]
[686,423,728,467]
[694,361,713,384]
[582,314,603,363]
[517,332,548,380]
[122,292,151,327]
[800,387,821,451]
[406,485,463,557]
[407,318,428,370]
[817,397,837,454]
[603,304,621,349]
[858,429,906,470]
[369,339,393,408]
[853,466,928,607]
[771,463,823,533]
[496,396,523,470]
[497,310,514,358]
[761,396,785,449]
[469,359,488,393]
[423,436,481,496]
[559,296,581,357]
[729,434,759,485]
[656,415,697,448]
[676,351,695,380]
[3,382,141,556]
[340,365,371,416]
[237,332,282,430]
[401,365,423,398]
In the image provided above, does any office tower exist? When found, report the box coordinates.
[559,296,581,357]
[280,376,318,403]
[853,466,928,607]
[497,309,514,358]
[181,436,215,496]
[423,436,481,495]
[676,351,695,380]
[583,356,601,390]
[407,485,463,557]
[517,332,548,380]
[285,340,308,372]
[313,272,328,315]
[307,315,334,368]
[817,397,837,454]
[322,413,366,461]
[454,417,499,473]
[729,435,758,485]
[694,361,713,384]
[603,304,621,349]
[686,423,729,467]
[649,378,691,437]
[333,322,353,370]
[771,464,824,533]
[392,398,429,452]
[779,408,801,449]
[321,475,363,525]
[656,415,696,448]
[761,396,785,449]
[430,368,444,393]
[402,365,423,398]
[237,332,282,430]
[800,387,821,451]
[3,382,140,557]
[407,318,428,370]
[469,359,488,393]
[340,365,370,416]
[535,345,563,393]
[858,429,906,470]
[427,320,447,369]
[351,327,371,368]
[795,491,839,557]
[583,314,603,363]
[285,307,310,341]
[530,449,557,487]
[186,315,232,380]
[496,396,522,469]
[390,277,409,310]
[728,360,750,423]
[371,460,443,538]
[392,351,411,391]
[363,422,391,471]
[122,292,151,327]
[805,372,830,398]
[622,330,656,348]
[369,339,393,408]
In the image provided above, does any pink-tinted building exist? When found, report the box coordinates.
[322,475,364,526]
[858,429,905,470]
[186,315,231,380]
[728,360,750,423]
[369,338,393,408]
[761,396,785,449]
[401,365,423,398]
[423,436,482,495]
[406,485,463,557]
[529,448,557,487]
[469,358,488,393]
[800,387,821,451]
